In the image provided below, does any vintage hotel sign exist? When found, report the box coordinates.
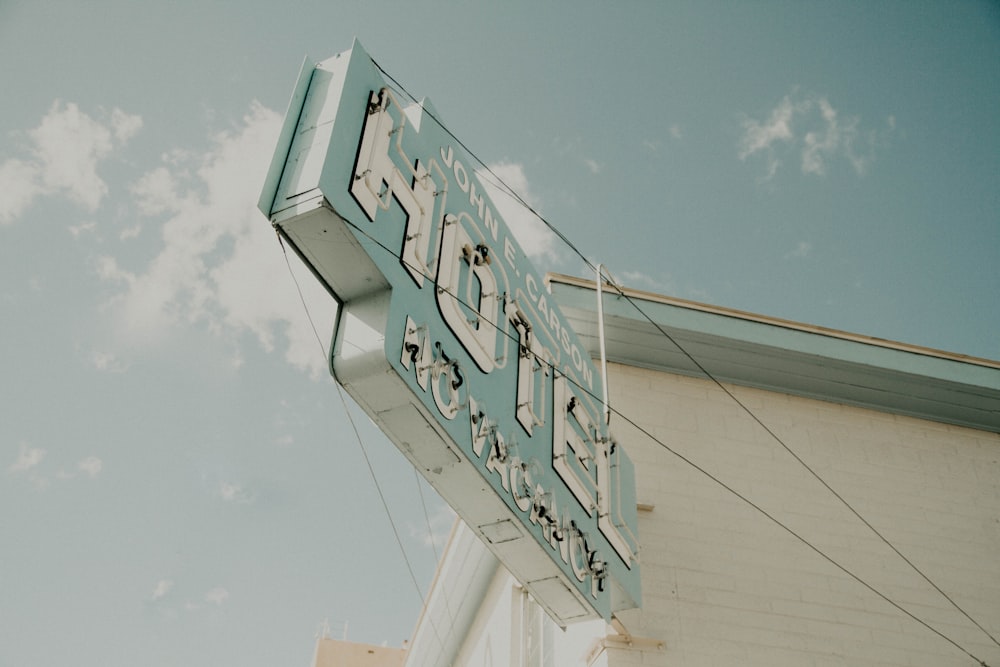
[259,40,640,624]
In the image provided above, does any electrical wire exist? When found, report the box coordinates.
[276,232,452,656]
[300,207,994,666]
[413,466,462,652]
[273,57,998,664]
[415,469,443,563]
[603,272,1000,652]
[306,109,996,665]
[369,57,999,660]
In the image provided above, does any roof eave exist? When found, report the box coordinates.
[547,273,1000,434]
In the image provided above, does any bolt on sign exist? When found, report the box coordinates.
[259,40,640,625]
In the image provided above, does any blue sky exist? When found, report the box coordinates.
[1,2,998,665]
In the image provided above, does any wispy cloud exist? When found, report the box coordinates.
[9,443,102,485]
[478,161,562,263]
[8,443,46,473]
[68,221,97,238]
[0,101,142,224]
[614,269,677,296]
[642,120,686,152]
[151,579,174,601]
[78,456,103,478]
[151,581,230,609]
[96,102,336,377]
[0,159,44,224]
[130,166,183,216]
[784,241,813,259]
[109,108,143,144]
[204,587,229,606]
[219,481,253,504]
[119,224,142,241]
[91,350,129,373]
[738,91,884,180]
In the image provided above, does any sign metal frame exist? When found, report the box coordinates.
[259,40,641,625]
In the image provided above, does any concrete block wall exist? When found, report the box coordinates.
[605,362,1000,667]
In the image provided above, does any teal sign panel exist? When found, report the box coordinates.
[260,40,640,622]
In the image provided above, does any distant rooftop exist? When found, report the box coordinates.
[312,638,406,667]
[548,273,1000,434]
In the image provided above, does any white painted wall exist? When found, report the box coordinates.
[445,565,608,667]
[403,360,999,666]
[606,362,1000,667]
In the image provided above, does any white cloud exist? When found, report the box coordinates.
[78,456,103,477]
[738,94,804,179]
[669,124,683,140]
[738,91,878,180]
[741,96,798,152]
[614,269,677,296]
[30,102,113,210]
[9,443,46,473]
[801,98,869,176]
[131,166,182,216]
[69,221,97,237]
[151,579,174,601]
[91,350,128,373]
[477,161,562,263]
[0,102,141,224]
[95,255,123,282]
[785,241,813,259]
[0,159,43,224]
[111,108,143,143]
[8,445,103,484]
[583,158,601,174]
[98,102,336,377]
[204,587,229,605]
[219,481,252,504]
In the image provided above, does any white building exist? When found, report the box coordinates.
[313,637,406,667]
[273,44,999,667]
[391,274,1000,667]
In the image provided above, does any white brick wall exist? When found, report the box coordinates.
[605,362,1000,667]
